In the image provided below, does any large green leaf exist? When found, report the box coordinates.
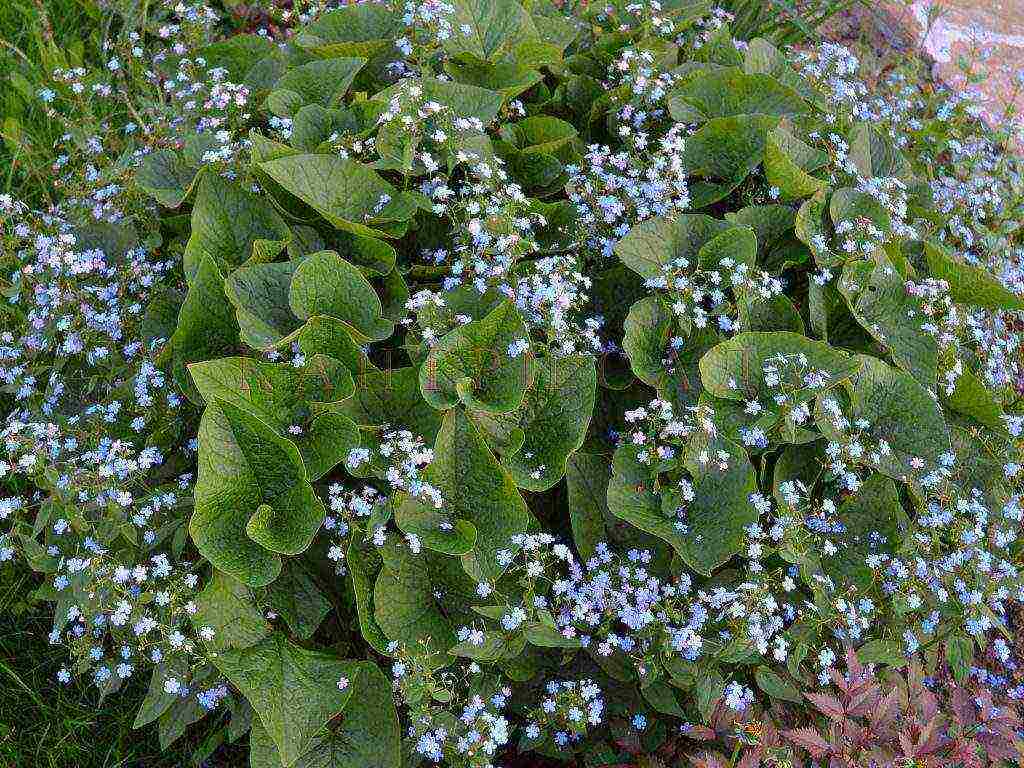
[622,296,676,387]
[825,474,902,590]
[339,366,442,444]
[504,354,596,490]
[224,260,303,350]
[565,452,612,562]
[200,35,277,83]
[214,633,363,767]
[248,661,400,768]
[169,257,240,401]
[272,58,367,109]
[943,368,1006,434]
[135,149,196,208]
[288,251,394,342]
[621,295,721,409]
[420,300,530,413]
[668,70,807,122]
[816,355,950,490]
[182,172,290,282]
[403,410,534,582]
[725,204,799,265]
[346,538,390,654]
[503,115,578,154]
[838,256,938,387]
[743,38,821,103]
[443,0,538,61]
[614,214,733,280]
[700,331,860,424]
[925,241,1024,310]
[293,4,399,58]
[445,60,543,101]
[697,226,758,271]
[771,441,825,509]
[290,105,359,151]
[189,354,358,480]
[607,437,757,575]
[948,425,1011,509]
[681,115,777,207]
[192,570,272,651]
[829,188,891,241]
[259,154,417,238]
[190,399,326,587]
[764,125,826,201]
[848,122,910,179]
[737,292,805,334]
[295,315,375,377]
[262,560,331,640]
[693,23,743,67]
[373,542,457,660]
[795,188,832,267]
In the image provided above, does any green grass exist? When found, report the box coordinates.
[0,4,238,761]
[0,0,106,205]
[0,5,170,758]
[0,568,170,768]
[0,565,250,767]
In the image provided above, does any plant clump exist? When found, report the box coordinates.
[3,1,1024,767]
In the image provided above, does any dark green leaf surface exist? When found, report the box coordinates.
[838,256,938,387]
[190,399,325,587]
[419,300,530,413]
[215,633,363,767]
[183,172,291,282]
[288,251,395,341]
[248,660,400,768]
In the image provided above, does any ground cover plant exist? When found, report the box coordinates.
[4,1,1024,766]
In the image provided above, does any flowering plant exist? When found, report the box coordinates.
[5,1,1024,766]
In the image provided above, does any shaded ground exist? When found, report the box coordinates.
[0,567,248,768]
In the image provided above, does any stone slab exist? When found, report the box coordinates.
[882,0,1024,124]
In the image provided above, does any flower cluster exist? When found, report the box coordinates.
[522,679,605,750]
[390,642,511,768]
[323,427,440,564]
[647,254,784,335]
[567,131,691,260]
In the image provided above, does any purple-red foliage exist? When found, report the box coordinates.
[780,648,1023,768]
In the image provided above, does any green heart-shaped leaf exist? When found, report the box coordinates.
[420,300,530,413]
[191,399,326,587]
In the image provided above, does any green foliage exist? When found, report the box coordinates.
[124,6,1020,761]
[215,634,395,767]
[190,399,326,587]
[9,1,1024,767]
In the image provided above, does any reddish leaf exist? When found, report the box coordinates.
[869,687,899,732]
[898,728,916,758]
[784,726,831,757]
[683,725,717,741]
[948,685,975,726]
[976,729,1021,759]
[844,646,864,681]
[845,685,880,718]
[918,689,939,722]
[689,751,726,768]
[805,692,845,721]
[915,716,947,756]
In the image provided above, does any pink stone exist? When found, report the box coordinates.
[880,0,1024,125]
